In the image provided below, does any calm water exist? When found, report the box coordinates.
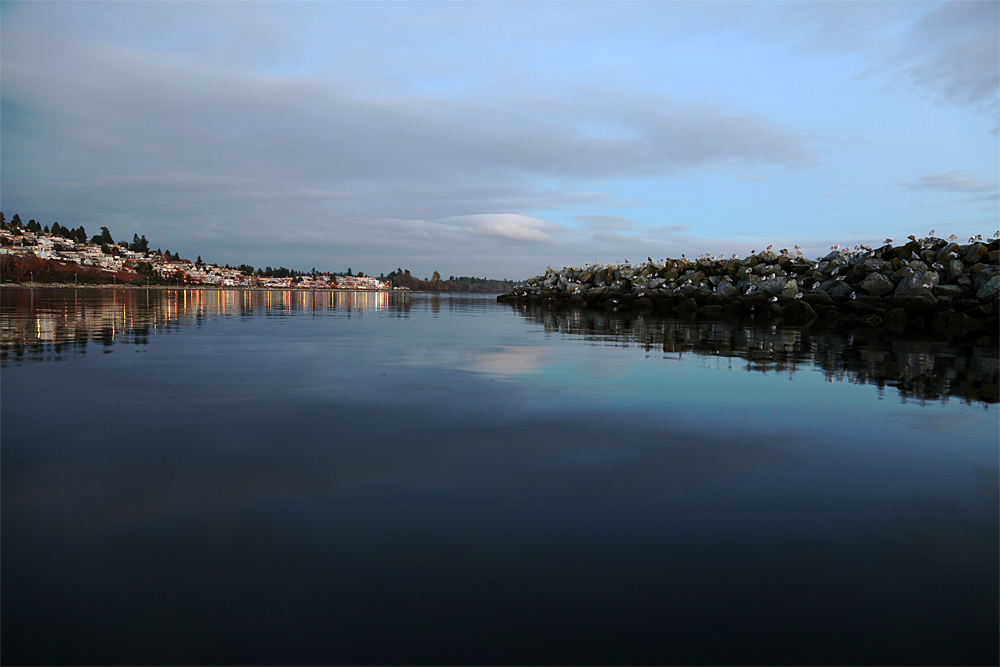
[2,289,997,665]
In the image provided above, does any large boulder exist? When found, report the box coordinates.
[758,276,788,295]
[861,272,895,296]
[781,279,800,298]
[895,270,939,298]
[964,243,988,264]
[977,275,1000,300]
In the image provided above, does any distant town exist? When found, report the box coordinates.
[0,213,516,292]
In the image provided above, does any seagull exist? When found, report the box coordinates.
[781,249,788,255]
[911,252,919,259]
[769,296,778,302]
[731,253,738,259]
[905,268,914,274]
[994,231,1000,239]
[830,267,839,275]
[884,238,893,244]
[831,244,840,250]
[929,229,935,236]
[794,293,803,299]
[948,235,957,242]
[932,262,944,270]
[850,292,856,299]
[837,276,846,281]
[767,244,773,250]
[948,252,959,259]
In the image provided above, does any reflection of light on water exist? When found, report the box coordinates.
[2,289,408,358]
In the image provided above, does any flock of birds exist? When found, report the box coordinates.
[547,230,999,277]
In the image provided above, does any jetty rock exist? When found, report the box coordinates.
[498,235,1000,334]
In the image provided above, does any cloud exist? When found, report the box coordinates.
[899,171,999,195]
[571,214,635,231]
[453,214,557,243]
[894,1,1000,108]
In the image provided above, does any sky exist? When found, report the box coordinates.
[2,1,997,280]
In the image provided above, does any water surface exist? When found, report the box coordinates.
[2,289,997,665]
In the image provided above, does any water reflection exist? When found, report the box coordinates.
[510,304,999,405]
[0,288,411,360]
[3,289,996,405]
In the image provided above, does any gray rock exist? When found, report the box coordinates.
[977,275,1000,300]
[848,258,892,281]
[965,243,988,264]
[758,250,778,263]
[780,279,800,298]
[932,284,964,298]
[758,276,788,295]
[895,270,939,298]
[829,282,853,298]
[948,259,965,280]
[715,284,739,300]
[861,272,895,296]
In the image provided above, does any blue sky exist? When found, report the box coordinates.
[2,1,997,279]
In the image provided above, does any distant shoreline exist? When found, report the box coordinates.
[0,283,506,294]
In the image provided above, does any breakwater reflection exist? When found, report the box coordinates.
[0,288,411,360]
[512,304,999,405]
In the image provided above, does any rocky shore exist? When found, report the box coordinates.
[499,235,1000,335]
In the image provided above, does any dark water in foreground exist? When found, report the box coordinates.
[2,289,997,665]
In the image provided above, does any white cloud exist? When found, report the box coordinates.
[452,214,557,243]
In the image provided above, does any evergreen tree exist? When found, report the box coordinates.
[11,214,21,228]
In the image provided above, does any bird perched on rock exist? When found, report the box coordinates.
[929,229,935,236]
[831,244,840,250]
[948,235,957,242]
[908,235,916,241]
[780,249,788,255]
[932,262,944,270]
[884,238,893,244]
[994,231,1000,239]
[911,251,919,259]
[769,296,778,302]
[850,292,856,299]
[794,293,803,299]
[648,257,653,263]
[767,244,773,250]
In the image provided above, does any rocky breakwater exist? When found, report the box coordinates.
[498,234,1000,336]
